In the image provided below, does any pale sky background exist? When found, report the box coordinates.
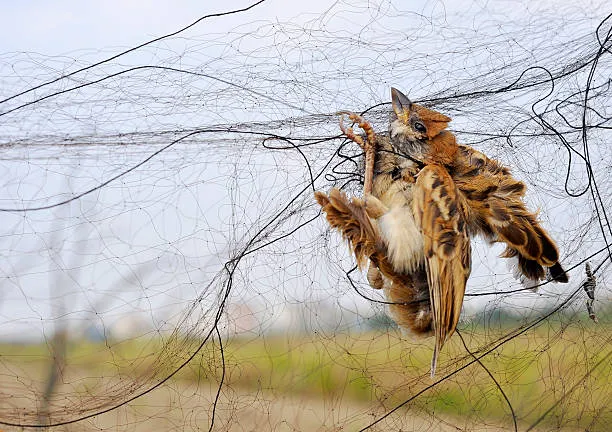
[2,0,397,53]
[0,0,609,341]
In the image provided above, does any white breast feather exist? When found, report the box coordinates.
[377,188,424,273]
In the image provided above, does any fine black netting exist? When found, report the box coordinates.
[0,1,610,431]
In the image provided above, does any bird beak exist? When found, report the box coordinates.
[391,87,412,122]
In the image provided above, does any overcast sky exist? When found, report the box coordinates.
[0,0,609,341]
[2,1,368,53]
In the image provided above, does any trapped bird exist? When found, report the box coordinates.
[315,88,568,375]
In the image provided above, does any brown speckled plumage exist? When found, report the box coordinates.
[316,88,568,376]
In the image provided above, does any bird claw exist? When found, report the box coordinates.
[338,112,376,148]
[338,112,377,196]
[363,194,388,219]
[338,114,365,147]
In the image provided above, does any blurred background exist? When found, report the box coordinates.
[0,1,610,430]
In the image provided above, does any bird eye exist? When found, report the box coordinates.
[414,121,426,133]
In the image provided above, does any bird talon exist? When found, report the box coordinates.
[363,194,387,219]
[338,111,378,196]
[338,113,365,147]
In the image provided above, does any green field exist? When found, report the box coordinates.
[1,317,610,431]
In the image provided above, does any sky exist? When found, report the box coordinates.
[1,0,392,340]
[0,0,609,341]
[2,1,357,53]
[3,1,251,52]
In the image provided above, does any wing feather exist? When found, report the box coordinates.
[316,188,434,337]
[454,145,568,284]
[315,189,383,268]
[413,165,471,376]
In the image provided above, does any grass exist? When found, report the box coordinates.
[1,318,610,430]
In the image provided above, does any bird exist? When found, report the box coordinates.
[315,87,568,376]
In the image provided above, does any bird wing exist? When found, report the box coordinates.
[315,188,383,269]
[453,145,567,284]
[413,164,471,376]
[316,188,434,337]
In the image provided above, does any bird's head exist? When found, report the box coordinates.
[389,88,455,163]
[390,88,451,140]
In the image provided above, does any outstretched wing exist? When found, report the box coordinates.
[413,164,471,376]
[453,145,568,284]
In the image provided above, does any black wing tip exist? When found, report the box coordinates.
[548,262,569,283]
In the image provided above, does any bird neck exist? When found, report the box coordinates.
[424,131,458,165]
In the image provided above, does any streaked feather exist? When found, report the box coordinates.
[413,164,471,375]
[316,87,568,378]
[315,187,433,336]
[452,145,568,283]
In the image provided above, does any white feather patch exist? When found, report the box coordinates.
[390,119,415,139]
[378,204,424,273]
[506,255,540,291]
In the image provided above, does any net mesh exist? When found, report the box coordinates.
[0,1,610,430]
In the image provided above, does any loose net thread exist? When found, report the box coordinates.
[0,1,610,430]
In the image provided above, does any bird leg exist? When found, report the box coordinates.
[338,112,377,196]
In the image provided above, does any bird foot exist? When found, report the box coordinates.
[338,112,377,196]
[363,194,388,219]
